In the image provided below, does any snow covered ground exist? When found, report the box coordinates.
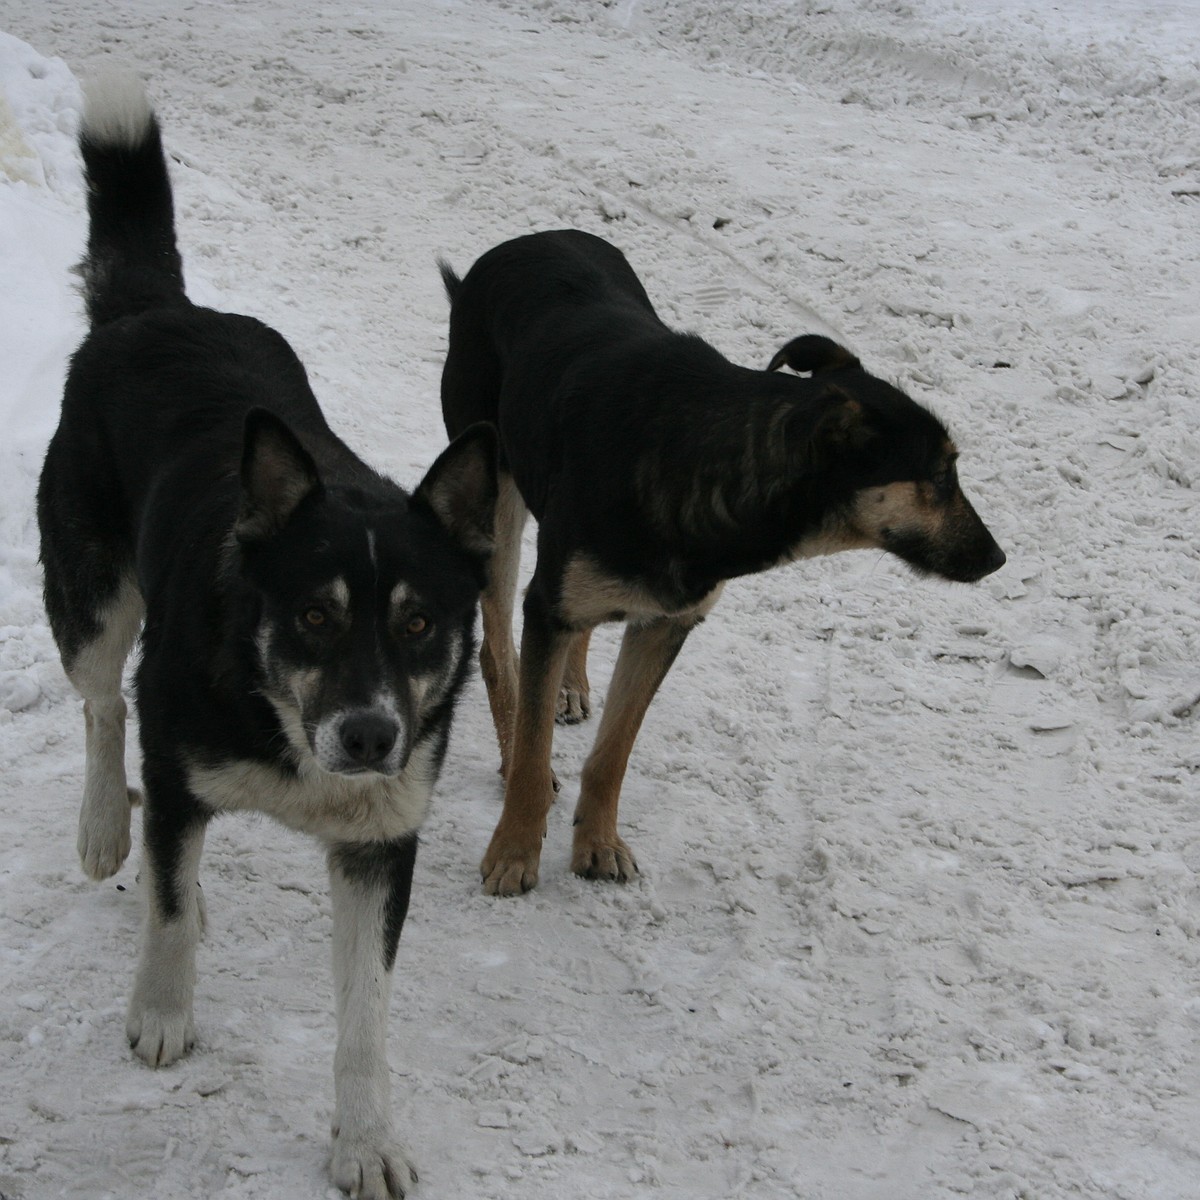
[1,1,1198,1196]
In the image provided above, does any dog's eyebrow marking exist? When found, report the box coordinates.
[313,577,350,615]
[389,582,412,611]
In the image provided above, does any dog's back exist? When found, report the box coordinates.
[441,230,762,532]
[440,229,665,436]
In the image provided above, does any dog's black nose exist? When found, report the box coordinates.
[340,712,399,768]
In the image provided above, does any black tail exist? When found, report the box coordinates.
[78,73,186,326]
[437,257,461,303]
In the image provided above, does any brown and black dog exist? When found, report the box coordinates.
[439,229,1004,896]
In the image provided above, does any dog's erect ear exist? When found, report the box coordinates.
[235,408,321,543]
[414,422,499,558]
[768,334,861,375]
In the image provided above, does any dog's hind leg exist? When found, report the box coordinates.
[571,615,695,882]
[39,450,144,880]
[127,788,207,1067]
[478,472,527,777]
[70,573,144,880]
[556,629,592,725]
[45,553,145,880]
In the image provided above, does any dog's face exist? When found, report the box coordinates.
[235,412,496,777]
[772,336,1005,583]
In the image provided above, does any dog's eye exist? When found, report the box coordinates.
[303,608,327,628]
[404,615,429,638]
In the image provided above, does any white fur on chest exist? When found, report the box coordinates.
[187,742,436,842]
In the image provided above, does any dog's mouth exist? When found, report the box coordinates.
[884,528,1006,583]
[324,761,400,778]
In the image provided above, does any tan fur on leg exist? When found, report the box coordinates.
[556,629,592,725]
[480,611,572,895]
[571,617,692,881]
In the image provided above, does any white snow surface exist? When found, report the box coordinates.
[1,1,1199,1197]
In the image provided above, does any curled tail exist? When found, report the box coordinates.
[78,72,185,325]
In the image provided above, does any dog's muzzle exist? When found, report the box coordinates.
[313,706,408,776]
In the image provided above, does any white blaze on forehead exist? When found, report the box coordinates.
[367,528,377,570]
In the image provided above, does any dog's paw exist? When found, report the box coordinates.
[480,836,541,896]
[330,1128,417,1200]
[77,785,135,880]
[571,834,638,883]
[555,684,591,725]
[126,1003,195,1067]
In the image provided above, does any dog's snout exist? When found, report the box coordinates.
[339,712,399,768]
[967,523,1006,581]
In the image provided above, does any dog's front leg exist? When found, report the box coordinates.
[572,616,694,882]
[481,590,572,895]
[126,793,207,1066]
[327,838,419,1200]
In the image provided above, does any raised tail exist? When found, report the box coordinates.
[78,72,185,325]
[436,257,461,303]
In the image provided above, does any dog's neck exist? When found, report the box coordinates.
[637,390,848,579]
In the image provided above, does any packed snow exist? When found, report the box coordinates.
[1,1,1198,1197]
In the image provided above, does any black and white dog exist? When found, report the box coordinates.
[38,74,495,1199]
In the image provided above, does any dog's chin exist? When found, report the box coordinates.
[927,549,1006,584]
[896,556,992,585]
[309,750,408,780]
[884,538,1004,585]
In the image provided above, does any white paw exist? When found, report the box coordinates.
[77,785,136,880]
[126,1002,195,1067]
[330,1128,418,1200]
